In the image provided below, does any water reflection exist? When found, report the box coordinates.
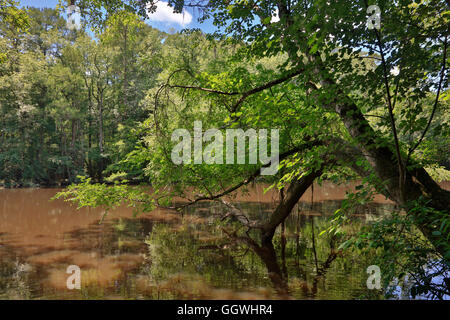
[0,183,399,299]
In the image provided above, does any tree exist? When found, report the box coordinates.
[0,8,76,186]
[60,0,449,237]
[52,0,450,295]
[0,4,168,186]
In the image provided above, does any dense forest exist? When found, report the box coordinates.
[1,0,449,299]
[0,6,176,187]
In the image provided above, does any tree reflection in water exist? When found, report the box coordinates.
[0,187,392,299]
[144,200,384,299]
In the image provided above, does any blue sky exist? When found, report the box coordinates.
[19,0,217,34]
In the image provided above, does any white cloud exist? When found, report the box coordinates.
[147,2,192,27]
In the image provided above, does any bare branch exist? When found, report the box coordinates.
[407,36,448,164]
[230,68,305,112]
[167,84,239,95]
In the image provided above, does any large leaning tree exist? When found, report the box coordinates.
[56,0,449,291]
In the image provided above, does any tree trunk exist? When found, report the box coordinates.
[247,169,323,295]
[260,169,323,246]
[97,88,104,182]
[332,91,450,252]
[122,25,128,114]
[98,91,104,155]
[304,49,450,251]
[253,241,289,296]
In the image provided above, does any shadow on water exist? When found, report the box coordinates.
[0,184,427,299]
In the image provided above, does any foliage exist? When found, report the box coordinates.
[335,194,450,299]
[53,176,155,221]
[1,0,449,300]
[0,6,164,186]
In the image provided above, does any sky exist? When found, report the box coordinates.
[19,0,218,34]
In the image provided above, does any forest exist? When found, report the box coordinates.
[0,5,170,186]
[0,0,449,300]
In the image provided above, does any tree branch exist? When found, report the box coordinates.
[162,141,321,210]
[407,35,448,165]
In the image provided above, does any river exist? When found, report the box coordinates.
[0,181,448,299]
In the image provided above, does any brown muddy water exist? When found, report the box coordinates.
[0,182,447,300]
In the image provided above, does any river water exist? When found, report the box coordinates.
[0,182,448,300]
